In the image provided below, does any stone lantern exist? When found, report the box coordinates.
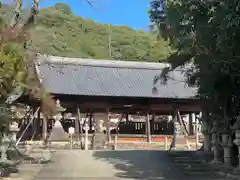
[210,121,222,164]
[232,117,240,169]
[53,99,66,121]
[52,99,66,126]
[0,136,11,162]
[9,122,19,143]
[49,99,67,142]
[221,126,233,166]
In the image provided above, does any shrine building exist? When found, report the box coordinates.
[17,55,201,141]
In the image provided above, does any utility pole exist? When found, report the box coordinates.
[108,24,112,58]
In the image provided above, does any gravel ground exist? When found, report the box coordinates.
[3,149,52,180]
[3,149,232,180]
[34,150,185,180]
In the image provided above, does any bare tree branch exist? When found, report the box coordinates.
[10,0,22,27]
[85,0,95,9]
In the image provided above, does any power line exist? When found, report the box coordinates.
[108,24,112,58]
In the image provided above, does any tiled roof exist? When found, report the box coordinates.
[36,55,197,99]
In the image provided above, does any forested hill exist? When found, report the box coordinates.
[3,3,172,61]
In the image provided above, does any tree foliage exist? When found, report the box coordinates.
[0,1,169,121]
[0,1,60,117]
[149,0,240,122]
[27,3,172,61]
[0,7,29,102]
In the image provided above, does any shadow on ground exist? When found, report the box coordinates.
[93,150,184,180]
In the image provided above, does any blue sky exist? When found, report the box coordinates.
[39,0,151,31]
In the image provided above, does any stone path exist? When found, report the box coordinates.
[34,150,185,180]
[7,149,229,180]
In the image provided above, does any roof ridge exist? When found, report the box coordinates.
[37,55,171,70]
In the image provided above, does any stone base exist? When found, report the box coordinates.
[0,160,18,177]
[233,167,240,173]
[225,169,240,180]
[0,167,10,177]
[112,144,117,150]
[92,133,106,150]
[49,121,69,141]
[224,157,233,166]
[47,141,82,150]
[209,159,223,164]
[212,163,233,170]
[210,162,234,179]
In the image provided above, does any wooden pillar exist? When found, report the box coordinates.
[31,107,40,140]
[146,113,151,143]
[42,115,47,141]
[189,113,194,135]
[126,113,129,123]
[32,107,36,139]
[36,109,41,140]
[196,114,199,149]
[77,106,83,146]
[105,108,111,142]
[89,113,93,132]
[151,114,156,135]
[75,110,80,134]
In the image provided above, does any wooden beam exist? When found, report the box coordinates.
[150,104,201,112]
[63,103,201,113]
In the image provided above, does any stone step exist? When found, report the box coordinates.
[176,162,207,166]
[168,155,192,158]
[172,159,202,164]
[168,153,192,157]
[183,173,224,180]
[172,157,205,162]
[167,151,230,179]
[175,163,216,169]
[174,163,221,171]
[168,155,192,159]
[182,171,223,178]
[167,156,227,179]
[181,168,214,173]
[170,157,195,162]
[183,171,212,175]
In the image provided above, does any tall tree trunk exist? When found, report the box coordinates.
[169,110,177,151]
[113,114,124,150]
[23,0,39,29]
[177,111,191,149]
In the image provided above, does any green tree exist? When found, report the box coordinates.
[55,3,72,15]
[27,3,172,61]
[149,0,240,123]
[0,0,62,123]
